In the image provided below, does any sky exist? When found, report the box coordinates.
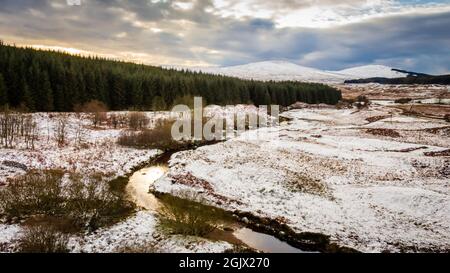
[0,0,449,74]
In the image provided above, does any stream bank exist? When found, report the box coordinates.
[128,147,357,253]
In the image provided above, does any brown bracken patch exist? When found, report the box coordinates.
[366,128,401,138]
[424,149,450,157]
[366,115,390,123]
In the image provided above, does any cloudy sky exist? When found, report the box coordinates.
[1,0,449,73]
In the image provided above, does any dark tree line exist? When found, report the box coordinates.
[0,42,342,112]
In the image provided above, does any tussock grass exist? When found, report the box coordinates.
[284,172,332,199]
[157,191,233,237]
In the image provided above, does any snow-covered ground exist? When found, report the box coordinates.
[0,105,267,184]
[0,112,162,184]
[152,104,450,252]
[70,211,231,253]
[0,106,267,253]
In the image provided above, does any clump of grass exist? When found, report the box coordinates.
[157,191,233,237]
[114,242,158,253]
[285,172,331,199]
[17,224,70,253]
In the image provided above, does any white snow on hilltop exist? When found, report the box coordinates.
[336,65,408,79]
[169,61,409,83]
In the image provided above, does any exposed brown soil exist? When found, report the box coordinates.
[386,146,428,153]
[393,104,450,119]
[366,128,401,138]
[366,115,390,123]
[424,149,450,157]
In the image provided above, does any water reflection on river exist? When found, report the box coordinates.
[126,166,168,211]
[233,228,306,253]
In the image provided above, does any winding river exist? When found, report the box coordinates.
[126,153,306,253]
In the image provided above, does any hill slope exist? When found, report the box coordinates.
[336,65,408,79]
[181,61,409,83]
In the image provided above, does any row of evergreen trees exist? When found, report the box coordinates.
[0,42,342,112]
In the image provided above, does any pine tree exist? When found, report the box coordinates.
[41,71,54,111]
[151,96,167,111]
[0,73,8,107]
[22,82,35,111]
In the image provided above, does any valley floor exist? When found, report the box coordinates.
[153,104,450,252]
[1,102,449,252]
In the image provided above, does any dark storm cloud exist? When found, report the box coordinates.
[0,0,449,73]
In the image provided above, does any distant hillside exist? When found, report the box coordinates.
[172,62,410,84]
[345,74,450,84]
[0,43,342,112]
[336,65,408,79]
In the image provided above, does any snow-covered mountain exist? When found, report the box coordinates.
[170,61,409,83]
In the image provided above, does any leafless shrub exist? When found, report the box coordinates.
[65,173,135,230]
[17,224,69,253]
[0,108,19,148]
[23,115,38,149]
[74,118,87,147]
[0,170,65,217]
[75,100,108,127]
[355,95,370,109]
[0,170,134,231]
[127,112,150,131]
[0,109,40,149]
[118,119,181,150]
[108,113,119,129]
[107,113,128,129]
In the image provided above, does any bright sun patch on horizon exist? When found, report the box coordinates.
[30,45,91,56]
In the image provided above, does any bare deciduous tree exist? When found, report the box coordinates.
[75,100,108,128]
[127,112,149,131]
[74,117,87,147]
[54,114,69,147]
[23,114,38,149]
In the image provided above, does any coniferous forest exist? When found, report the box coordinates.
[0,42,342,112]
